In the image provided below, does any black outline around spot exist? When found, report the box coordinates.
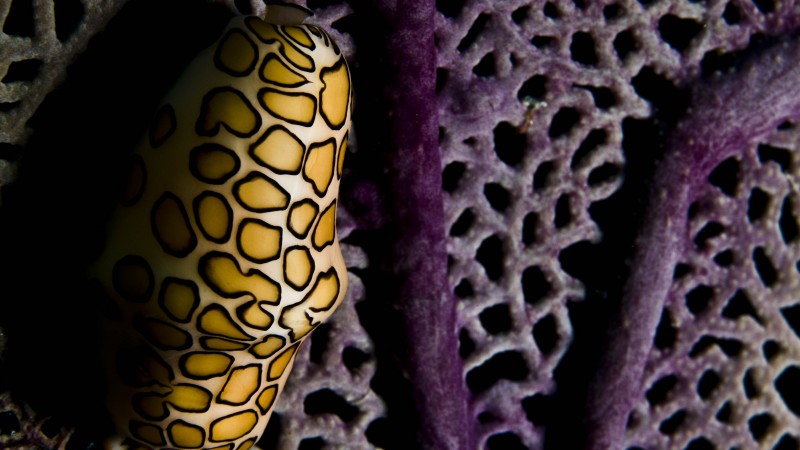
[285,199,319,239]
[255,385,279,414]
[309,25,331,48]
[198,251,281,303]
[247,334,286,359]
[244,17,315,73]
[133,316,193,351]
[336,132,348,180]
[130,420,167,446]
[279,25,315,50]
[244,16,275,42]
[277,268,340,342]
[196,303,255,341]
[257,87,317,126]
[178,352,234,381]
[189,143,241,185]
[282,245,315,291]
[249,124,306,175]
[208,410,258,442]
[132,391,170,421]
[151,192,198,258]
[258,53,309,88]
[236,300,274,331]
[311,200,336,251]
[112,255,154,303]
[236,217,283,264]
[120,154,146,207]
[239,438,258,449]
[200,336,249,351]
[274,32,315,72]
[306,25,322,38]
[196,87,261,138]
[167,419,206,449]
[302,138,337,197]
[214,28,259,77]
[193,191,234,244]
[216,363,262,406]
[266,343,299,380]
[307,268,340,312]
[149,104,176,148]
[167,383,213,413]
[158,277,200,324]
[232,172,291,213]
[319,57,350,130]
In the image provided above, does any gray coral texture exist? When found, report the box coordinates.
[3,0,800,449]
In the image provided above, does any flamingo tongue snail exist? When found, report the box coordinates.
[89,4,352,448]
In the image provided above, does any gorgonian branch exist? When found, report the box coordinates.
[585,36,800,450]
[374,0,474,448]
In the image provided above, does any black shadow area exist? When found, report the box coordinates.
[0,0,231,440]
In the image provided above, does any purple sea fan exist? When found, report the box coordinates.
[5,0,800,449]
[586,35,800,450]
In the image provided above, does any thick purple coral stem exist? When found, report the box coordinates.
[585,38,800,450]
[375,0,473,449]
